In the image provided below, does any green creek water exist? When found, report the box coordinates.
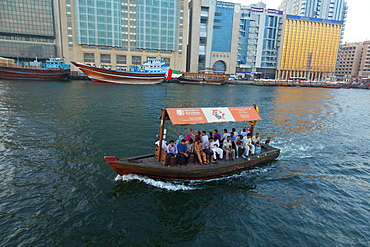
[1,80,369,246]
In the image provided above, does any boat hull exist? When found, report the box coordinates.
[105,144,280,180]
[178,72,229,85]
[0,66,70,80]
[178,78,226,85]
[71,62,165,84]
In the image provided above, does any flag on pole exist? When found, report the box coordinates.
[166,69,172,80]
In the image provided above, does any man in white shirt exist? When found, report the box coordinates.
[242,133,255,158]
[209,137,223,160]
[222,129,230,142]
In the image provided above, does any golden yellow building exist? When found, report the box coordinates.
[277,15,343,81]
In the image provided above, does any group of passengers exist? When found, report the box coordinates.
[156,127,262,167]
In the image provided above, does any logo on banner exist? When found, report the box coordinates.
[176,110,185,116]
[211,109,225,120]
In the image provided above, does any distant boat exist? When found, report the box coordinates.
[71,58,169,85]
[178,72,230,85]
[0,57,70,80]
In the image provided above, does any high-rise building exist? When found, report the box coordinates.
[276,15,343,80]
[59,0,187,71]
[187,0,240,74]
[279,0,348,42]
[0,0,59,61]
[237,3,282,79]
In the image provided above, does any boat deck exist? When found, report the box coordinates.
[105,144,280,179]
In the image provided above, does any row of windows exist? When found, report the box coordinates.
[0,35,54,43]
[84,53,171,66]
[0,41,56,59]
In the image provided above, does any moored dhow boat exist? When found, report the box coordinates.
[71,58,169,84]
[0,57,70,80]
[104,106,280,180]
[178,72,230,85]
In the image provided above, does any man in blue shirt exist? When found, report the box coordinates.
[177,139,190,167]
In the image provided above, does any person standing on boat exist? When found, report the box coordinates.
[167,140,178,167]
[223,136,236,161]
[194,139,207,165]
[252,133,261,154]
[240,127,249,137]
[242,133,255,158]
[213,129,222,142]
[190,129,201,142]
[221,129,230,142]
[209,137,223,160]
[177,139,190,167]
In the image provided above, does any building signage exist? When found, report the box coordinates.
[251,7,264,13]
[267,9,283,15]
[216,1,234,8]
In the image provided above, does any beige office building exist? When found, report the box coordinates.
[187,0,240,74]
[335,41,370,80]
[57,0,188,72]
[359,41,370,79]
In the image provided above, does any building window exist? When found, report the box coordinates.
[100,54,111,63]
[161,57,170,66]
[84,53,94,63]
[116,55,126,64]
[132,56,141,64]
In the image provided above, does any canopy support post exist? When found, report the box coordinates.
[249,104,259,136]
[157,109,168,162]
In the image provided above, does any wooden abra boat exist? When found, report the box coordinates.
[178,72,230,85]
[104,106,280,180]
[71,58,168,84]
[0,57,70,80]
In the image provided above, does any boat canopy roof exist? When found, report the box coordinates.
[166,107,261,125]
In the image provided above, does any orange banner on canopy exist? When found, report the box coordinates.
[166,107,261,125]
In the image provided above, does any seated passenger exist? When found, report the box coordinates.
[252,133,262,154]
[186,139,198,164]
[223,136,236,161]
[177,139,190,167]
[194,138,207,165]
[209,137,223,160]
[166,140,178,167]
[202,136,216,164]
[230,132,239,158]
[242,133,255,158]
[235,135,243,158]
[155,138,168,152]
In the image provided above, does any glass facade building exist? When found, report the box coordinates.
[212,2,234,53]
[74,0,122,47]
[136,0,178,51]
[236,4,282,79]
[277,15,343,80]
[0,0,56,60]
